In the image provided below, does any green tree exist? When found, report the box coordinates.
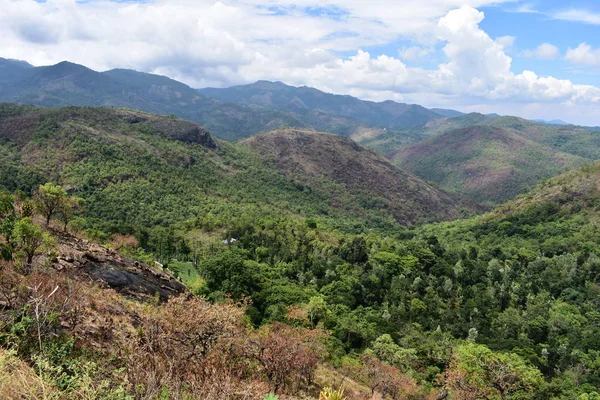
[446,343,544,400]
[58,196,83,232]
[0,191,15,260]
[12,218,54,271]
[35,183,67,226]
[305,295,328,326]
[202,248,261,299]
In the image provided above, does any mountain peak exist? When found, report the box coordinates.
[0,57,33,68]
[250,80,291,89]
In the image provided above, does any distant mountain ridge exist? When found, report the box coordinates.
[390,125,587,206]
[0,58,311,141]
[199,80,444,129]
[0,58,456,141]
[532,119,570,126]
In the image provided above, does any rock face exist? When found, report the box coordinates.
[147,118,217,148]
[52,232,186,301]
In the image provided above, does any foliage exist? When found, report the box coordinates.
[319,387,345,400]
[444,342,544,400]
[35,182,68,226]
[12,217,54,268]
[1,105,600,398]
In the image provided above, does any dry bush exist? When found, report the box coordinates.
[0,264,85,354]
[249,322,327,393]
[1,263,331,399]
[123,295,258,398]
[108,234,139,250]
[286,305,310,326]
[346,351,423,400]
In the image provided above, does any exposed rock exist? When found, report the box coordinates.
[146,118,217,149]
[50,231,186,301]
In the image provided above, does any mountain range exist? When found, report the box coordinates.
[0,58,451,141]
[2,57,600,207]
[2,98,600,399]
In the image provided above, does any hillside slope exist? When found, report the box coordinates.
[362,112,600,160]
[0,104,468,236]
[243,129,469,225]
[492,161,600,217]
[390,125,588,206]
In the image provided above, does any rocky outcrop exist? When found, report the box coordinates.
[146,118,217,148]
[51,232,186,301]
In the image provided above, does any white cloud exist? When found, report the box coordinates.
[399,46,433,62]
[552,9,600,25]
[522,43,560,60]
[495,35,515,49]
[0,0,600,124]
[565,43,600,67]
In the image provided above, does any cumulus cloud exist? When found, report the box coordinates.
[565,43,600,67]
[522,43,560,60]
[1,0,600,123]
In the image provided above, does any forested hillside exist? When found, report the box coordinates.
[391,125,587,206]
[359,113,600,206]
[243,129,468,225]
[1,104,600,399]
[0,104,466,250]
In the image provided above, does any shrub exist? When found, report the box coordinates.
[319,387,346,400]
[250,322,327,392]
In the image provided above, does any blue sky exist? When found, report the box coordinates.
[2,0,600,125]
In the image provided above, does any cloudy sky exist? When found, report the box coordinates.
[2,0,600,125]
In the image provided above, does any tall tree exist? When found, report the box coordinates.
[34,183,67,226]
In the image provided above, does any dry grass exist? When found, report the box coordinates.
[0,348,61,400]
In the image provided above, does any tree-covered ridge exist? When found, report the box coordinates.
[199,80,442,129]
[357,113,600,206]
[0,104,467,243]
[0,59,311,141]
[0,59,440,142]
[390,125,587,206]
